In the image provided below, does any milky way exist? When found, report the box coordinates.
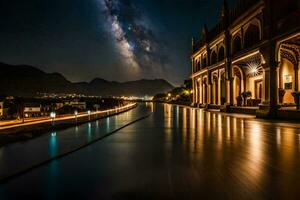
[99,0,169,79]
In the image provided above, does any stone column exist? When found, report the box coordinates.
[295,64,299,91]
[226,79,231,104]
[262,67,270,102]
[192,78,196,104]
[203,83,206,104]
[218,76,221,105]
[257,57,279,118]
[199,78,203,104]
[211,81,216,104]
[208,84,212,104]
[270,61,279,109]
[195,80,198,104]
[225,61,234,105]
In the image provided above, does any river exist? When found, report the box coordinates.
[1,103,300,199]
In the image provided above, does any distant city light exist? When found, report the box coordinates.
[88,110,91,120]
[50,112,56,126]
[50,112,56,118]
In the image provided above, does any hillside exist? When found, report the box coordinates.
[0,63,174,97]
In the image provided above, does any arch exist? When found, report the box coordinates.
[197,78,202,104]
[210,50,218,65]
[202,76,208,104]
[211,72,219,105]
[218,45,225,62]
[232,65,245,105]
[244,20,261,49]
[280,58,295,104]
[202,56,207,68]
[197,60,200,71]
[193,60,196,72]
[232,35,242,55]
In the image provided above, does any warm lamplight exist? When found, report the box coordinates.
[251,68,257,74]
[50,112,56,118]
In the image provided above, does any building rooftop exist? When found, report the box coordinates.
[192,0,261,53]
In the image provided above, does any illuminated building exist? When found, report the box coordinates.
[191,0,300,118]
[23,103,42,118]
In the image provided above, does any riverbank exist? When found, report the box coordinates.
[0,103,137,147]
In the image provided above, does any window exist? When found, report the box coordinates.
[211,51,217,65]
[244,24,260,49]
[218,46,225,61]
[232,35,242,55]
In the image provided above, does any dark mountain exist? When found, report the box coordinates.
[0,63,174,97]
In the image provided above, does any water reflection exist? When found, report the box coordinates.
[106,117,110,132]
[146,102,154,113]
[2,103,300,199]
[87,123,92,142]
[0,104,149,180]
[163,104,300,197]
[48,132,58,157]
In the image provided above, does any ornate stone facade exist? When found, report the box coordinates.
[191,0,300,118]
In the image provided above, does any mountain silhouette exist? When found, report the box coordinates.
[0,63,174,97]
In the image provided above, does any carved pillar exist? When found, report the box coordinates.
[262,67,270,102]
[230,77,234,105]
[203,83,206,104]
[199,78,203,104]
[192,78,196,104]
[270,61,279,108]
[195,80,199,104]
[208,84,212,104]
[226,79,231,104]
[224,58,233,105]
[213,81,216,104]
[218,74,222,105]
[295,64,299,91]
[257,42,280,118]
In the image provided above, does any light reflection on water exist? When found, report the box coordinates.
[161,103,300,196]
[87,123,92,142]
[1,103,300,199]
[49,132,57,157]
[0,105,147,179]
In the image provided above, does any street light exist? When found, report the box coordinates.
[74,110,78,123]
[50,112,56,126]
[88,110,91,121]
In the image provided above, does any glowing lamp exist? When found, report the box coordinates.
[50,112,56,118]
[251,68,257,74]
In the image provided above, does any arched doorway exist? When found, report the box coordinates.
[244,23,260,49]
[220,71,226,105]
[211,51,218,65]
[280,58,296,104]
[277,35,300,108]
[232,35,242,55]
[218,46,225,62]
[244,55,263,106]
[212,73,219,105]
[232,66,244,105]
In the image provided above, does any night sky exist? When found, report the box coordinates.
[0,0,235,85]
